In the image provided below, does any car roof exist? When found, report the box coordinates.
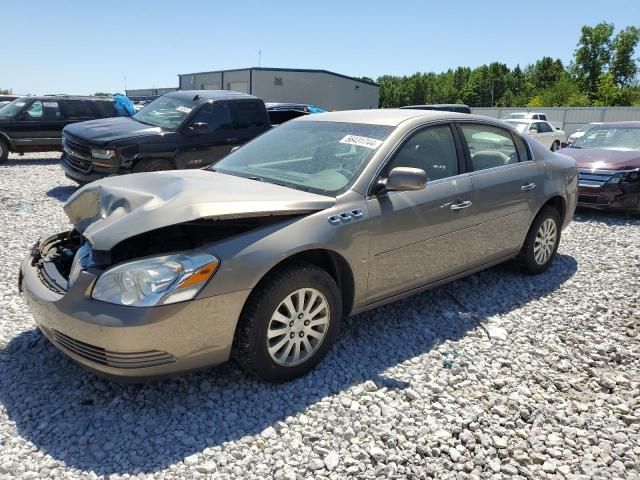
[294,108,485,126]
[15,95,113,102]
[167,90,259,102]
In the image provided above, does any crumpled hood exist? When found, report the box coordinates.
[63,170,336,251]
[63,117,164,145]
[560,147,640,170]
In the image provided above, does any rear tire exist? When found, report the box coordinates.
[517,206,562,274]
[0,140,8,163]
[550,140,560,152]
[132,158,174,173]
[234,263,342,382]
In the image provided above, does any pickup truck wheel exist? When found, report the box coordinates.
[517,206,561,274]
[132,158,174,173]
[550,140,560,152]
[234,263,342,382]
[0,140,8,163]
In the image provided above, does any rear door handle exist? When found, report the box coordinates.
[521,182,536,191]
[450,200,472,210]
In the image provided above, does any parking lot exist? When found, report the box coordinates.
[0,153,638,479]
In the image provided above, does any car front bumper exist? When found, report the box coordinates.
[60,153,121,184]
[577,184,640,212]
[19,245,251,381]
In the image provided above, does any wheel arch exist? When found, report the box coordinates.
[0,131,13,149]
[538,195,566,224]
[246,248,356,319]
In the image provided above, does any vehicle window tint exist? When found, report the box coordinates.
[233,102,266,128]
[41,100,61,120]
[386,125,458,181]
[92,101,116,117]
[24,101,43,119]
[460,124,519,171]
[62,100,91,118]
[539,122,553,133]
[191,103,233,131]
[529,122,541,133]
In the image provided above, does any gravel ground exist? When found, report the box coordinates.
[0,152,639,480]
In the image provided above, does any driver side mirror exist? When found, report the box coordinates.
[376,167,427,194]
[187,122,209,135]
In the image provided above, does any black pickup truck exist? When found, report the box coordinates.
[0,95,118,163]
[61,90,271,184]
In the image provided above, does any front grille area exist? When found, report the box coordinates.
[52,330,176,369]
[62,135,93,172]
[578,168,614,188]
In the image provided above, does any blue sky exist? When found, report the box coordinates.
[3,0,639,95]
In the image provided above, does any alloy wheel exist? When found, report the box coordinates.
[266,288,330,366]
[534,218,557,265]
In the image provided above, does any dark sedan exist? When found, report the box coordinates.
[560,122,640,212]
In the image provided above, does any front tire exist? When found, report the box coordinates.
[0,140,8,163]
[234,263,342,382]
[132,158,174,173]
[517,206,561,274]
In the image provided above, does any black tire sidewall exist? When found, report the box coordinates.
[236,265,342,382]
[519,207,562,274]
[0,140,8,163]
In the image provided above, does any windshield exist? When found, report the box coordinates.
[133,96,195,129]
[212,121,395,196]
[505,113,527,119]
[505,120,529,133]
[0,98,29,118]
[571,126,640,151]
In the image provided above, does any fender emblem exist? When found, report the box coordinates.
[328,208,363,225]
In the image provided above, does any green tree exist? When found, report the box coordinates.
[93,92,111,97]
[594,72,622,105]
[530,57,565,90]
[610,26,640,86]
[573,22,615,96]
[0,88,11,95]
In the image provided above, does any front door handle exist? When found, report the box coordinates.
[521,182,536,191]
[450,200,472,210]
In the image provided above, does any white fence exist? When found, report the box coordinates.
[470,107,640,134]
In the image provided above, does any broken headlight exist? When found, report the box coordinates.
[91,253,219,306]
[608,169,640,184]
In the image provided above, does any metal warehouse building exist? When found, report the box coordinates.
[178,67,379,111]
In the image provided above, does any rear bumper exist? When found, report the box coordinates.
[19,244,250,381]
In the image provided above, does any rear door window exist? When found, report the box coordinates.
[61,100,92,119]
[232,101,267,128]
[91,100,117,118]
[459,124,519,171]
[42,100,61,120]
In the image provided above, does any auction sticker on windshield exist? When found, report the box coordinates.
[176,106,192,114]
[339,135,383,150]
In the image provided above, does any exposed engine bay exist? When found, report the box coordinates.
[33,214,302,292]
